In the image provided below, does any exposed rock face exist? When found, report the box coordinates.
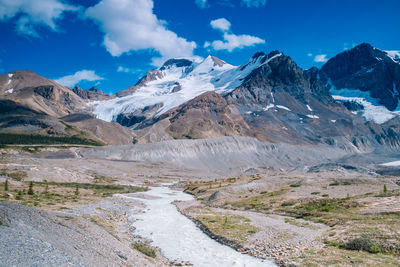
[61,113,135,145]
[0,70,86,117]
[221,52,365,144]
[0,99,67,136]
[160,58,193,70]
[227,51,331,106]
[320,43,400,110]
[209,56,227,67]
[163,91,255,140]
[116,103,164,128]
[72,86,114,101]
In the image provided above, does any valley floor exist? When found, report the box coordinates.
[0,145,400,266]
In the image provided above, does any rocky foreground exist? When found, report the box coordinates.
[0,141,400,266]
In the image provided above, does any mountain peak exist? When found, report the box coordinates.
[160,58,193,70]
[320,42,400,112]
[207,55,227,67]
[251,52,266,59]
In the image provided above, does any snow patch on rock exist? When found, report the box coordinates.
[276,105,291,111]
[306,114,319,119]
[380,160,400,167]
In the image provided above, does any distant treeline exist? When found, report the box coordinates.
[0,133,103,146]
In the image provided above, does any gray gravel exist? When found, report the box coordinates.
[0,201,160,267]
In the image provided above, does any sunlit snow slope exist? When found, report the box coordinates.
[92,54,282,122]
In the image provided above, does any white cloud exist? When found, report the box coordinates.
[85,0,196,66]
[195,0,208,8]
[210,18,231,32]
[0,0,78,37]
[307,53,313,57]
[117,66,142,74]
[314,54,328,63]
[55,70,103,87]
[211,33,265,52]
[206,18,265,52]
[241,0,267,7]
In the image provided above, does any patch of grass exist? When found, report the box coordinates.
[197,213,259,245]
[290,183,301,188]
[223,189,287,212]
[284,217,319,229]
[0,181,147,209]
[0,133,104,146]
[281,200,296,206]
[280,198,359,226]
[35,181,147,197]
[311,192,320,195]
[324,239,345,248]
[329,181,340,186]
[93,174,117,184]
[0,168,27,181]
[89,215,119,240]
[132,242,156,258]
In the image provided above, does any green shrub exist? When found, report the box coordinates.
[290,183,301,188]
[345,237,382,253]
[329,182,340,186]
[132,242,156,258]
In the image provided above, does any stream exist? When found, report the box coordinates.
[127,186,276,267]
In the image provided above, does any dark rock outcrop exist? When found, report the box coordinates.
[160,59,193,70]
[320,43,400,110]
[72,86,113,101]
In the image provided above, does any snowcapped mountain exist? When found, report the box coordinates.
[87,44,400,145]
[385,50,400,63]
[3,43,399,147]
[92,53,283,123]
[320,43,400,124]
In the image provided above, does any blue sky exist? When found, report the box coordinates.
[0,0,399,93]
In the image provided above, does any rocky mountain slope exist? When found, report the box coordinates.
[0,70,86,117]
[94,45,400,145]
[0,71,134,145]
[320,43,400,123]
[1,43,399,147]
[72,86,114,101]
[61,113,135,145]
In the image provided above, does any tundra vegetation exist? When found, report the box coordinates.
[183,174,400,266]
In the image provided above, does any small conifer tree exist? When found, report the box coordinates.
[383,184,388,193]
[28,181,34,195]
[4,180,8,191]
[75,184,79,196]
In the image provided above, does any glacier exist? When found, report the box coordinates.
[92,54,282,122]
